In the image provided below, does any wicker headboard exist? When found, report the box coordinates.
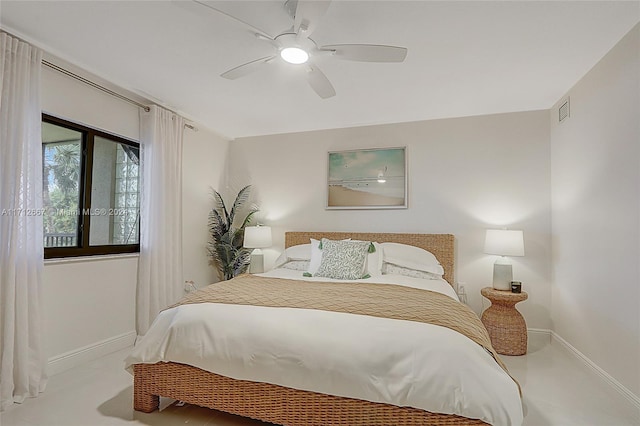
[285,232,455,286]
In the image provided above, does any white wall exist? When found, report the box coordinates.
[230,111,552,328]
[550,23,639,396]
[41,65,228,368]
[182,127,229,288]
[43,256,138,374]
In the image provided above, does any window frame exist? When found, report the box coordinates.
[43,114,141,259]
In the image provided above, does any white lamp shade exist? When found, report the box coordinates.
[484,229,524,257]
[243,226,272,249]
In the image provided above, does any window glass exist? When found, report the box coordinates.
[42,122,82,248]
[89,137,140,245]
[42,114,140,258]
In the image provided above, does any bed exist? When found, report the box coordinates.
[127,232,523,425]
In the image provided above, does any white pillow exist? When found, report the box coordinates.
[309,238,323,274]
[358,240,383,277]
[380,242,445,276]
[274,243,311,268]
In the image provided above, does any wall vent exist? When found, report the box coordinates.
[559,97,570,122]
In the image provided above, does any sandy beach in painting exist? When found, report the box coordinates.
[328,185,405,207]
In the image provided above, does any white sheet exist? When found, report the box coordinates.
[125,270,523,425]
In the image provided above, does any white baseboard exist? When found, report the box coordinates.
[47,330,136,376]
[530,328,640,415]
[526,328,552,342]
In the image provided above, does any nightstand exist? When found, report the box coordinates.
[480,287,528,355]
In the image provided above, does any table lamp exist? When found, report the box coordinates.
[244,225,272,273]
[484,229,524,290]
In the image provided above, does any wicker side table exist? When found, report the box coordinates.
[480,287,528,356]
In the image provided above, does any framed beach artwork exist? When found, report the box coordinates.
[327,147,407,209]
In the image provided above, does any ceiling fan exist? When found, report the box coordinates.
[193,0,408,99]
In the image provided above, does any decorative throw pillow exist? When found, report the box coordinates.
[281,260,311,271]
[309,238,350,274]
[381,262,442,280]
[314,239,371,280]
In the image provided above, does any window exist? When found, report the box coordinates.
[42,114,140,258]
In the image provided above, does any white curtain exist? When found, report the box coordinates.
[136,105,184,335]
[0,32,47,411]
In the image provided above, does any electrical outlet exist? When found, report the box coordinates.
[457,282,465,294]
[184,280,197,293]
[457,282,468,304]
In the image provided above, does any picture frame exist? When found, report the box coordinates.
[327,147,407,210]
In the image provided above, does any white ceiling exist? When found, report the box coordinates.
[2,1,639,139]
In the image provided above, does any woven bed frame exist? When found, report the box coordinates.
[133,232,488,425]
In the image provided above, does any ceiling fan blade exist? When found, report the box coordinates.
[221,56,275,80]
[306,65,335,99]
[321,44,408,63]
[190,0,274,40]
[294,0,331,37]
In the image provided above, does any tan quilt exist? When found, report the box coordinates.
[169,274,519,391]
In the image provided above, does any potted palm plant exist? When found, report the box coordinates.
[207,185,258,281]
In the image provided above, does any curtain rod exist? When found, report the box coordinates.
[42,59,197,131]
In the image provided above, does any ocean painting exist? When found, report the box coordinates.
[327,147,407,209]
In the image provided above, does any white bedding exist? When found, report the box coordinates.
[125,270,523,425]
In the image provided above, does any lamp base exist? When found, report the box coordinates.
[249,252,264,274]
[492,262,513,291]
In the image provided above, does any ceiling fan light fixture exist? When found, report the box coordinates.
[280,47,309,64]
